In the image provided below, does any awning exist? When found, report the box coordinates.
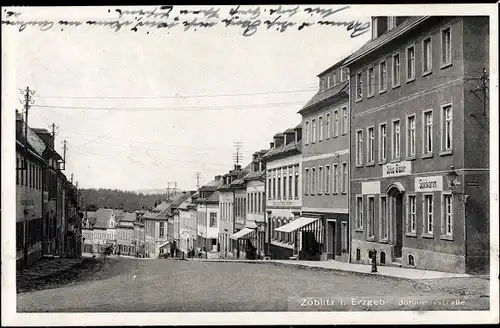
[158,241,171,248]
[245,221,257,229]
[230,228,255,240]
[275,217,319,233]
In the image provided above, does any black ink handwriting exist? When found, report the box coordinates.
[269,5,299,18]
[179,7,219,19]
[229,5,261,19]
[222,17,261,37]
[86,20,132,32]
[182,17,217,31]
[116,6,173,20]
[304,6,350,18]
[317,20,370,38]
[263,15,296,32]
[2,19,54,32]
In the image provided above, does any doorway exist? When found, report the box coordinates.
[327,221,335,260]
[388,187,404,259]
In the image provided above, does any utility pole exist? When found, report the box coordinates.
[50,122,59,146]
[195,172,201,190]
[233,141,243,167]
[62,140,67,170]
[71,173,74,184]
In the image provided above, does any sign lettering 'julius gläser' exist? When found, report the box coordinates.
[382,161,412,178]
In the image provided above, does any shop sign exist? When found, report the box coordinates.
[414,176,443,192]
[383,161,412,177]
[361,181,380,195]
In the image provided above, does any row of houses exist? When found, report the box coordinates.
[79,16,489,274]
[16,111,82,268]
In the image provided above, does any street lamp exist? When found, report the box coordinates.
[446,166,469,204]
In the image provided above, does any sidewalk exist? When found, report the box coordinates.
[188,258,478,280]
[17,257,83,281]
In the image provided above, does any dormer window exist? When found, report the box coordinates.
[341,67,349,82]
[326,75,331,89]
[388,17,396,31]
[372,17,388,39]
[333,72,337,86]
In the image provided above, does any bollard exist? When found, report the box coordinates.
[370,249,378,273]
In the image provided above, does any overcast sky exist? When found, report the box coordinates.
[3,5,370,191]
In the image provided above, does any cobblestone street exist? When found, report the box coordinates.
[17,258,490,312]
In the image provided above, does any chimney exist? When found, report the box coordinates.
[234,164,242,171]
[273,133,285,148]
[270,142,274,149]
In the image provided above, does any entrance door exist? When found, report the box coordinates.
[327,221,335,260]
[390,190,404,258]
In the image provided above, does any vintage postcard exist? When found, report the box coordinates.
[1,4,498,326]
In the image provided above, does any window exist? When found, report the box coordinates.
[342,162,347,194]
[356,72,363,100]
[305,121,310,144]
[159,222,165,237]
[210,213,217,227]
[407,195,416,233]
[320,77,325,91]
[312,119,317,143]
[423,110,433,155]
[311,168,316,194]
[423,37,432,74]
[367,126,375,164]
[325,165,331,194]
[441,27,451,66]
[407,114,416,157]
[442,103,453,152]
[333,164,338,194]
[442,194,453,236]
[368,196,375,238]
[356,196,363,229]
[367,66,374,96]
[16,158,19,185]
[277,173,281,200]
[318,166,323,194]
[326,75,331,89]
[392,53,400,87]
[423,194,434,235]
[326,113,331,139]
[379,60,387,92]
[305,168,309,195]
[333,72,337,86]
[392,120,401,159]
[388,16,396,30]
[379,196,388,240]
[379,123,387,162]
[294,169,299,199]
[288,168,292,199]
[333,110,339,137]
[257,193,261,213]
[341,67,349,82]
[356,130,363,165]
[406,45,415,81]
[341,106,348,135]
[283,174,287,199]
[319,116,323,141]
[268,177,272,199]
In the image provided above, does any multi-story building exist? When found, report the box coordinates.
[82,210,97,253]
[116,212,135,255]
[262,126,303,260]
[196,177,223,258]
[298,57,351,261]
[91,208,116,253]
[243,150,267,259]
[175,193,198,257]
[133,210,146,257]
[345,16,489,273]
[228,165,250,259]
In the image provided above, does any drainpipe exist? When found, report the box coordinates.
[347,75,352,264]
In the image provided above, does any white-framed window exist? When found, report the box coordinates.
[325,165,331,194]
[379,60,387,92]
[277,172,281,199]
[423,109,433,155]
[304,168,309,195]
[210,212,217,227]
[356,71,363,101]
[423,194,434,235]
[356,196,363,229]
[159,222,165,237]
[422,37,432,74]
[333,109,339,137]
[392,53,400,87]
[407,114,416,157]
[341,162,348,194]
[341,67,349,82]
[319,116,324,141]
[268,176,272,200]
[379,195,388,240]
[294,168,299,199]
[441,103,453,152]
[367,126,375,164]
[283,172,287,199]
[312,119,317,143]
[333,72,337,86]
[392,119,401,159]
[356,129,363,165]
[341,106,348,135]
[368,196,375,238]
[311,168,316,194]
[288,167,293,200]
[379,123,387,162]
[441,26,452,67]
[320,77,325,91]
[406,45,415,81]
[318,166,323,194]
[441,193,453,237]
[333,164,338,194]
[326,75,331,89]
[326,113,331,139]
[305,121,310,145]
[388,16,396,30]
[367,66,375,97]
[407,194,416,233]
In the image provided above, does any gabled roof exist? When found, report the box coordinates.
[344,16,429,66]
[120,212,136,222]
[142,192,193,219]
[317,54,352,77]
[243,170,266,181]
[93,208,114,228]
[262,140,301,162]
[86,211,98,225]
[298,81,349,115]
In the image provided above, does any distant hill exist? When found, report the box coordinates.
[134,188,181,195]
[79,188,181,212]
